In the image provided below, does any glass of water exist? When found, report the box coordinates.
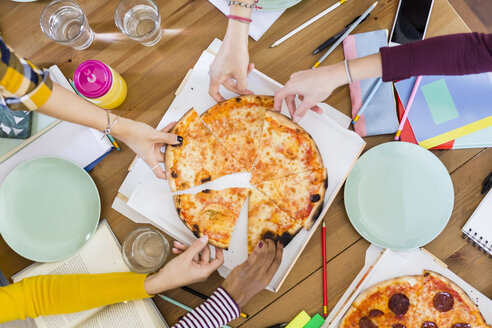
[114,0,162,46]
[122,227,169,274]
[40,0,94,50]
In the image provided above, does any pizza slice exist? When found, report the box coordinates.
[164,109,246,192]
[340,305,379,328]
[173,188,248,249]
[201,95,271,171]
[247,188,302,253]
[254,169,327,230]
[353,276,423,328]
[251,110,324,185]
[412,271,489,328]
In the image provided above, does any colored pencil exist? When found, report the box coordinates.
[322,220,328,317]
[270,0,349,48]
[106,134,121,151]
[158,294,232,328]
[352,78,383,124]
[180,286,249,318]
[395,75,422,140]
[312,2,377,69]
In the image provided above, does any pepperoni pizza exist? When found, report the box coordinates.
[340,271,490,328]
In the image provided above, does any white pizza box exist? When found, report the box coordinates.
[322,245,492,328]
[112,39,366,292]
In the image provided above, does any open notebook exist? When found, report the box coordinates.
[461,190,492,257]
[12,221,168,328]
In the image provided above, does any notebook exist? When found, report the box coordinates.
[396,93,492,149]
[342,29,398,137]
[394,73,492,149]
[461,190,492,257]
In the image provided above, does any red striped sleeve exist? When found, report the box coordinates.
[173,287,240,328]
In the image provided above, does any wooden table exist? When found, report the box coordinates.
[0,0,490,327]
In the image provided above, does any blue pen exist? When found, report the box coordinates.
[352,77,383,125]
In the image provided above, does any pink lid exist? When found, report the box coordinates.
[73,60,113,98]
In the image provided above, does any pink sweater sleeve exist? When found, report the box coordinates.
[380,33,492,81]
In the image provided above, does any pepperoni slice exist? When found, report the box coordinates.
[359,317,378,328]
[433,292,454,312]
[392,324,406,328]
[388,293,410,315]
[369,309,384,317]
[422,321,438,328]
[451,324,471,328]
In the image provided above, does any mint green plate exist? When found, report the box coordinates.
[258,0,301,11]
[0,157,100,262]
[344,142,454,250]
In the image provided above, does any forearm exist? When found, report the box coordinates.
[37,82,134,141]
[0,273,150,322]
[224,2,252,46]
[173,287,240,328]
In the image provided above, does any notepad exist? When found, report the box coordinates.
[461,189,492,257]
[286,310,311,328]
[394,73,492,149]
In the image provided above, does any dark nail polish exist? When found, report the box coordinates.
[258,241,263,248]
[177,136,183,143]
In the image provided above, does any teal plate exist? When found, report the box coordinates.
[0,157,100,262]
[344,142,454,250]
[258,0,301,11]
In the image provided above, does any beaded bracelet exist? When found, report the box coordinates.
[226,0,262,10]
[227,14,252,24]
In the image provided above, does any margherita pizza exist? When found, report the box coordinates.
[168,97,327,250]
[248,188,302,253]
[173,188,248,249]
[201,95,272,171]
[340,271,490,328]
[254,168,327,230]
[164,109,246,192]
[250,110,324,185]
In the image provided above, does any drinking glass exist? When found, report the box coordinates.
[40,0,94,50]
[114,0,162,46]
[122,227,169,273]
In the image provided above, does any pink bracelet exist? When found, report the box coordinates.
[227,14,252,24]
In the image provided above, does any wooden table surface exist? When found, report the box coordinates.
[1,0,491,327]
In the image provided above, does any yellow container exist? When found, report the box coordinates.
[73,60,127,110]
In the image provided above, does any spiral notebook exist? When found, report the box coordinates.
[461,189,492,257]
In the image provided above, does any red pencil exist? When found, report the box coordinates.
[322,220,328,317]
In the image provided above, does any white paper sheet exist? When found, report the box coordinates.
[208,0,284,41]
[322,245,492,328]
[114,39,365,291]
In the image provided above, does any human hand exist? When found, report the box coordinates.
[115,120,182,180]
[209,21,255,102]
[274,63,348,122]
[144,236,224,295]
[221,239,283,307]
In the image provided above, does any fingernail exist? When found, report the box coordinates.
[177,136,183,143]
[258,241,263,249]
[199,235,209,243]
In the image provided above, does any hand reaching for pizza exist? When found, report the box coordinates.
[221,239,283,307]
[144,236,224,294]
[209,21,255,102]
[116,121,181,180]
[274,65,347,122]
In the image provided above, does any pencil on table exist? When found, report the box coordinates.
[352,78,383,124]
[395,75,422,140]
